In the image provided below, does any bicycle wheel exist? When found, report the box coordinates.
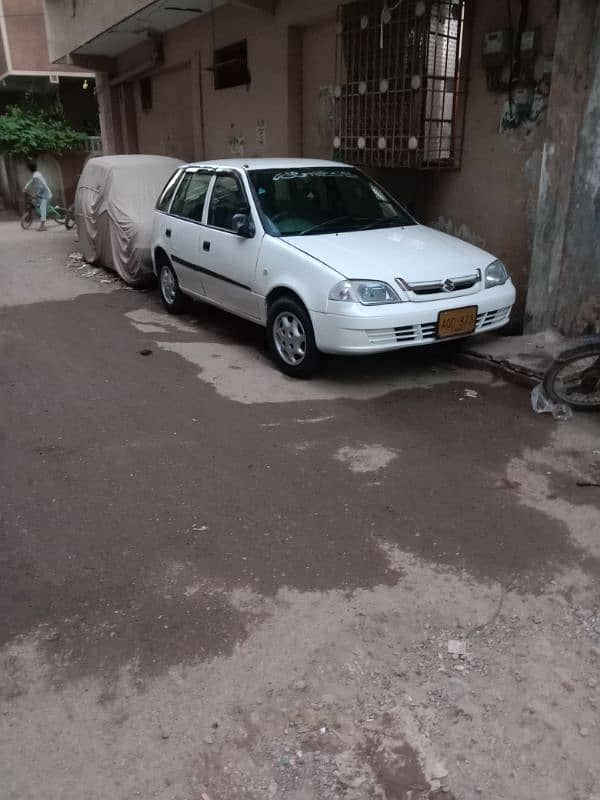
[64,206,75,230]
[20,210,33,230]
[53,207,66,225]
[543,343,600,410]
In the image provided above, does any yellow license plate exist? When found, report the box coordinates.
[437,306,478,338]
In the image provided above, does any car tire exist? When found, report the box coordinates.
[158,259,190,314]
[267,296,321,378]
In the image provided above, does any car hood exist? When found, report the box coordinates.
[285,224,497,283]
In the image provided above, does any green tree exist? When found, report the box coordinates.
[0,106,87,157]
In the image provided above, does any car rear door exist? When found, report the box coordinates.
[164,168,214,297]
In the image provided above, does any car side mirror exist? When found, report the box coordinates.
[232,212,255,238]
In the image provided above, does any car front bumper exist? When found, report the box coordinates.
[311,283,516,354]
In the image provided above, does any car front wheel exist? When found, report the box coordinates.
[159,260,190,314]
[267,296,321,378]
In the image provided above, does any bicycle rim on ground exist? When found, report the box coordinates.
[551,355,600,407]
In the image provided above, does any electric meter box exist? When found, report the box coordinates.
[483,30,510,67]
[520,29,540,60]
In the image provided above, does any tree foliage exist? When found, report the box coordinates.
[0,106,87,156]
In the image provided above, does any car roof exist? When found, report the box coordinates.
[182,158,351,171]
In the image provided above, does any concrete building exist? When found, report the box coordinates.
[0,0,95,120]
[41,0,600,335]
[0,0,99,206]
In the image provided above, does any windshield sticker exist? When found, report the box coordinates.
[272,169,357,181]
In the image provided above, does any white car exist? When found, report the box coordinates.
[151,158,516,377]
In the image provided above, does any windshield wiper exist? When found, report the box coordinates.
[298,215,371,235]
[360,215,412,230]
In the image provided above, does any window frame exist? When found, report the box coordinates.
[211,39,251,91]
[205,170,255,236]
[155,169,185,214]
[167,168,216,225]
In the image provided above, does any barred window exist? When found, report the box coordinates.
[212,40,250,91]
[334,0,468,169]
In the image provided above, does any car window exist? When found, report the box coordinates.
[248,167,415,236]
[156,170,183,212]
[170,173,193,217]
[170,171,212,222]
[208,174,249,231]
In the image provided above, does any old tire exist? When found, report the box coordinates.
[543,343,600,410]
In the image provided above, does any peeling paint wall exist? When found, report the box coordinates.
[428,217,486,250]
[525,0,600,335]
[421,0,558,330]
[552,6,600,336]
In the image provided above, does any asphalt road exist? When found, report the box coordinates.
[1,220,599,800]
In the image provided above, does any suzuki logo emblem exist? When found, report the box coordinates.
[442,278,456,292]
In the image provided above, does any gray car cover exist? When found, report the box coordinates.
[74,155,183,286]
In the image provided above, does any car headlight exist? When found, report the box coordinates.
[329,280,401,305]
[485,259,509,288]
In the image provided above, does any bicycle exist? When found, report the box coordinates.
[20,195,75,230]
[543,336,600,411]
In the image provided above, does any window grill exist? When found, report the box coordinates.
[334,0,468,170]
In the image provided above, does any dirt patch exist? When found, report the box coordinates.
[3,551,600,800]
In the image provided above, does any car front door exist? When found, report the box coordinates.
[200,171,263,320]
[166,168,214,297]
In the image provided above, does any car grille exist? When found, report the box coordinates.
[401,272,480,296]
[366,306,512,345]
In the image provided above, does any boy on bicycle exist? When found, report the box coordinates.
[23,160,53,231]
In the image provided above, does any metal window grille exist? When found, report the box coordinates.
[334,0,468,169]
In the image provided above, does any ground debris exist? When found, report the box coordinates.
[447,640,467,656]
[66,251,121,285]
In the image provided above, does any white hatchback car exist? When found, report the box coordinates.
[152,159,515,377]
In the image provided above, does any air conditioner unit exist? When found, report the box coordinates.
[49,74,60,84]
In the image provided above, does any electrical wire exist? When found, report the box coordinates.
[380,0,403,49]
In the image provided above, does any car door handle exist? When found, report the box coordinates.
[203,241,210,252]
[165,228,171,238]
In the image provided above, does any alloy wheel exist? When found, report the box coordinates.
[161,265,177,304]
[273,311,306,366]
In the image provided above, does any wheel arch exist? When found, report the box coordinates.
[265,286,308,312]
[153,246,170,276]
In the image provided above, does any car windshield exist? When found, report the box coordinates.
[248,167,416,236]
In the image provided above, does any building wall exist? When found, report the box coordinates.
[420,0,558,327]
[526,0,600,335]
[302,19,337,160]
[0,3,8,75]
[43,0,152,64]
[136,63,194,160]
[2,0,91,75]
[3,0,54,72]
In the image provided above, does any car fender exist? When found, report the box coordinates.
[256,235,340,321]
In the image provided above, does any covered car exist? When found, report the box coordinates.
[75,155,184,286]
